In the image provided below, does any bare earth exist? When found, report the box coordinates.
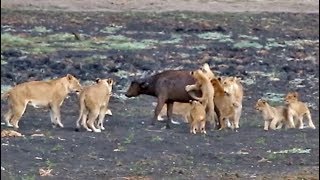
[1,0,319,13]
[1,0,319,180]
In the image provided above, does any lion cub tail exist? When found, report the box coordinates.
[75,95,85,131]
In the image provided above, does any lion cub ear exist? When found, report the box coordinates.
[107,78,113,85]
[95,78,101,83]
[67,74,73,80]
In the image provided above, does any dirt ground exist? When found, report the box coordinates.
[1,1,319,180]
[1,0,319,13]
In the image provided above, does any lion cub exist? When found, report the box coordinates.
[285,92,316,129]
[76,78,114,132]
[255,99,292,131]
[188,100,207,134]
[220,76,244,129]
[1,130,24,138]
[1,74,82,129]
[185,69,216,127]
[211,78,239,130]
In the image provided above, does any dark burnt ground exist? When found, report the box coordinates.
[1,10,319,179]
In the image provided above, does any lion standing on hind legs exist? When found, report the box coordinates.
[185,69,218,129]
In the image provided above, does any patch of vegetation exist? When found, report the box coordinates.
[150,135,164,142]
[238,34,259,41]
[1,33,32,47]
[161,34,183,44]
[233,40,263,49]
[263,92,285,104]
[1,85,12,94]
[124,132,135,144]
[45,159,56,169]
[255,137,266,145]
[32,26,52,33]
[21,174,36,180]
[100,25,123,34]
[266,153,286,161]
[51,144,64,152]
[197,32,233,43]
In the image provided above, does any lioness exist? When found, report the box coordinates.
[186,69,216,127]
[188,100,207,134]
[220,76,244,129]
[285,92,316,129]
[255,99,292,131]
[1,74,82,129]
[76,78,113,132]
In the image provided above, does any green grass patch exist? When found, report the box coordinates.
[197,32,233,43]
[233,40,263,49]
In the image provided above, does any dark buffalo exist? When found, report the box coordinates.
[125,70,201,129]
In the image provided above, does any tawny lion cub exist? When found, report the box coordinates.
[76,78,114,132]
[211,78,239,130]
[185,69,216,127]
[1,74,82,129]
[220,76,244,129]
[255,99,292,131]
[200,63,216,80]
[188,100,207,134]
[285,92,316,129]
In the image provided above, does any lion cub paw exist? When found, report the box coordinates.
[6,123,13,127]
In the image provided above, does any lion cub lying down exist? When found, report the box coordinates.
[1,130,24,138]
[285,92,316,129]
[255,99,293,131]
[76,78,114,132]
[1,74,82,129]
[188,100,207,134]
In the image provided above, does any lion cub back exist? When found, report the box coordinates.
[79,78,113,107]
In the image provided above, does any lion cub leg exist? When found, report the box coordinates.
[81,110,92,132]
[4,109,14,127]
[269,118,279,130]
[97,107,108,131]
[10,103,27,129]
[234,105,242,129]
[191,121,198,134]
[264,120,270,131]
[87,110,101,133]
[306,111,316,129]
[287,109,296,129]
[199,120,206,134]
[297,116,304,129]
[50,105,63,128]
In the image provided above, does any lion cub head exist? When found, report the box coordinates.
[284,92,299,104]
[96,78,114,93]
[66,74,82,93]
[200,63,215,80]
[255,99,268,111]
